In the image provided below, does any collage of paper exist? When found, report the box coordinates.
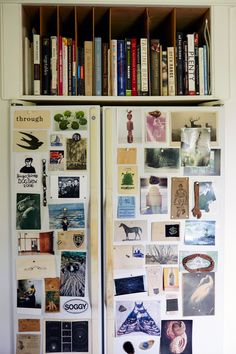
[12,106,99,354]
[110,106,223,354]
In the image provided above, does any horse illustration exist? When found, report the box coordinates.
[119,223,142,240]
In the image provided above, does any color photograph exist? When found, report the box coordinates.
[184,220,216,245]
[140,176,168,215]
[16,193,41,230]
[117,108,142,144]
[48,203,85,230]
[144,109,166,142]
[17,279,42,310]
[146,244,178,265]
[145,148,180,173]
[160,320,192,354]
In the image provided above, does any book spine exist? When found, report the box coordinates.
[62,37,68,96]
[176,32,184,95]
[131,38,137,96]
[24,37,31,95]
[33,33,40,95]
[167,46,176,96]
[80,47,85,95]
[77,47,81,95]
[111,39,117,96]
[42,37,50,95]
[50,36,57,95]
[198,47,204,95]
[161,50,168,96]
[94,37,102,96]
[150,38,160,96]
[187,33,195,95]
[203,44,208,95]
[136,43,141,96]
[194,33,200,95]
[117,39,125,96]
[72,40,76,96]
[140,38,148,95]
[67,38,72,96]
[102,43,108,96]
[58,36,63,95]
[84,41,93,96]
[125,39,131,96]
[107,48,111,96]
[183,40,188,95]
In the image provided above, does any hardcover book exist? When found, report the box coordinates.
[33,33,40,95]
[140,38,148,95]
[84,40,93,96]
[167,46,176,96]
[131,38,137,96]
[102,42,109,96]
[50,36,57,95]
[176,32,184,95]
[125,39,132,96]
[117,39,126,96]
[94,37,102,96]
[187,33,195,95]
[150,39,161,96]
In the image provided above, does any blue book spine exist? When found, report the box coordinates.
[203,44,208,95]
[117,39,126,96]
[94,37,102,96]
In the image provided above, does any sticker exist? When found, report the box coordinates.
[16,255,56,280]
[118,166,138,194]
[140,177,168,215]
[14,110,51,129]
[16,193,41,230]
[117,196,135,218]
[45,278,60,312]
[17,279,42,311]
[146,266,162,296]
[117,148,137,164]
[146,245,178,265]
[144,148,180,173]
[171,177,189,219]
[16,334,41,354]
[184,220,216,246]
[114,275,145,296]
[163,267,179,291]
[13,130,48,152]
[151,222,180,242]
[145,109,166,142]
[53,109,88,131]
[50,175,87,199]
[113,245,145,270]
[48,203,85,230]
[18,231,54,255]
[160,320,192,354]
[63,299,89,314]
[114,220,148,242]
[57,230,86,250]
[18,319,40,332]
[66,138,87,170]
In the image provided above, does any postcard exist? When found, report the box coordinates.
[199,181,217,213]
[57,230,86,250]
[163,267,179,291]
[117,108,142,144]
[48,203,85,230]
[184,220,216,245]
[144,148,180,173]
[116,300,161,336]
[166,294,179,315]
[181,128,211,167]
[18,319,40,332]
[53,109,88,131]
[15,155,41,191]
[114,275,145,296]
[151,221,180,242]
[14,109,51,129]
[50,175,87,199]
[114,220,148,242]
[160,320,192,354]
[179,251,218,273]
[16,255,56,280]
[171,177,189,219]
[16,334,41,354]
[113,245,145,270]
[183,272,215,316]
[50,133,64,147]
[13,130,48,152]
[48,150,65,171]
[117,196,136,218]
[60,251,86,297]
[66,138,87,170]
[17,279,42,311]
[45,278,60,312]
[145,109,166,142]
[170,110,218,145]
[184,149,221,176]
[146,245,178,265]
[140,177,168,215]
[146,266,162,296]
[117,148,137,164]
[118,166,138,194]
[18,231,54,255]
[45,320,89,353]
[16,193,41,230]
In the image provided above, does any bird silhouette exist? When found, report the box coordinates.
[17,132,44,150]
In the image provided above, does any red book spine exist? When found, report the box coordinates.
[131,38,137,96]
[58,36,63,95]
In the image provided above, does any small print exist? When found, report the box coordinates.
[17,279,42,310]
[171,177,189,219]
[16,193,41,230]
[146,244,178,265]
[16,334,41,354]
[185,220,216,245]
[117,196,136,218]
[151,222,180,242]
[145,109,166,142]
[16,255,56,280]
[13,130,48,152]
[118,166,138,194]
[113,245,145,270]
[114,220,147,242]
[163,267,179,291]
[66,138,87,170]
[144,148,180,173]
[140,177,168,215]
[57,230,86,250]
[48,203,85,230]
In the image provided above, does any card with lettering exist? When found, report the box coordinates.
[16,255,57,280]
[45,278,60,312]
[14,109,51,129]
[13,130,48,152]
[171,177,189,219]
[117,196,136,218]
[16,334,41,354]
[145,109,166,142]
[118,166,138,194]
[50,175,87,199]
[18,319,41,332]
[140,176,168,215]
[17,279,42,312]
[114,220,148,242]
[151,221,180,242]
[18,231,54,255]
[16,193,41,230]
[15,155,41,191]
[146,266,162,296]
[113,245,145,270]
[48,203,85,230]
[57,230,86,250]
[117,148,137,164]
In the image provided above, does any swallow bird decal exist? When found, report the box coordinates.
[17,132,44,150]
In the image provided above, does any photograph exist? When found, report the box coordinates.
[182,272,215,316]
[16,193,41,230]
[114,220,148,242]
[48,203,85,230]
[50,175,87,200]
[113,245,145,269]
[140,176,168,215]
[199,182,216,213]
[66,138,87,170]
[49,150,65,171]
[117,108,143,144]
[170,110,218,145]
[151,221,180,242]
[185,220,216,245]
[118,166,138,194]
[146,244,178,265]
[17,279,42,309]
[114,275,145,296]
[171,178,189,219]
[184,149,221,176]
[160,320,192,354]
[145,109,166,142]
[18,231,54,255]
[116,300,161,336]
[179,251,218,273]
[117,196,136,218]
[60,251,86,297]
[53,109,88,131]
[45,278,60,313]
[144,148,180,173]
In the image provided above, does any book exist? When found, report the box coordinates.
[62,37,68,96]
[72,40,76,95]
[150,38,160,95]
[140,38,148,95]
[198,47,204,95]
[24,36,32,95]
[111,39,117,96]
[33,33,40,95]
[136,43,141,96]
[78,46,85,96]
[194,33,200,95]
[183,40,188,95]
[94,37,102,96]
[176,32,184,95]
[161,49,168,96]
[50,36,57,95]
[125,39,131,96]
[102,43,109,96]
[58,36,63,95]
[107,48,111,96]
[67,38,72,96]
[187,33,195,95]
[84,40,93,96]
[131,38,137,96]
[203,44,208,95]
[42,37,50,95]
[117,39,125,96]
[167,46,176,96]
